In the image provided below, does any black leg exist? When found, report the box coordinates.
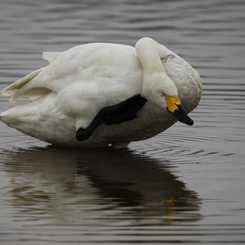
[76,94,147,141]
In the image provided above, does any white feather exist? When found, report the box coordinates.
[42,52,60,62]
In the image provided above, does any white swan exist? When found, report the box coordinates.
[0,37,202,148]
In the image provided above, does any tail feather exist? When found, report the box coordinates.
[1,68,44,102]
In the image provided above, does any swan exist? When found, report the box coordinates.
[0,37,202,148]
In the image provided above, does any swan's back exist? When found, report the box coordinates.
[2,43,143,104]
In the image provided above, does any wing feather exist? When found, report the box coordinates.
[1,68,45,102]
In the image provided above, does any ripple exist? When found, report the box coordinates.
[1,0,245,244]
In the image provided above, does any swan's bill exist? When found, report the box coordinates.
[165,96,181,113]
[173,104,194,125]
[165,96,194,126]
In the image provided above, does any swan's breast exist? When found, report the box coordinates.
[161,54,202,113]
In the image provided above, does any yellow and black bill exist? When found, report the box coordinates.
[165,96,194,126]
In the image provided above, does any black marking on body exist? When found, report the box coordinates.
[76,94,147,141]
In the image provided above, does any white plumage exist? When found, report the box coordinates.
[0,37,202,148]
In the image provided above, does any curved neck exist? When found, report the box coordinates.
[135,37,178,100]
[135,37,164,73]
[135,37,173,72]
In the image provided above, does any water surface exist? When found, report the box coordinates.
[0,0,245,244]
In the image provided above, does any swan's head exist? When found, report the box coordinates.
[136,37,194,126]
[142,71,193,126]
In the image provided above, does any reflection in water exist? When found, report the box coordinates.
[2,147,201,226]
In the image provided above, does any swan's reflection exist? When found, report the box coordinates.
[2,147,202,225]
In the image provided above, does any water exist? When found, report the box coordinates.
[0,0,245,244]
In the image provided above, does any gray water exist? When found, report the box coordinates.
[0,0,245,244]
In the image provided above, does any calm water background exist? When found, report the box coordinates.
[0,0,245,244]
